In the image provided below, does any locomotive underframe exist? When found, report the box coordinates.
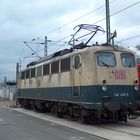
[16,96,138,123]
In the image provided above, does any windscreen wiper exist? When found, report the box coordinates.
[100,60,110,67]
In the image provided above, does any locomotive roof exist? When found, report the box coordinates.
[25,45,134,69]
[26,49,71,67]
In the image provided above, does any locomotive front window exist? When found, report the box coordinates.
[121,53,135,67]
[97,52,116,67]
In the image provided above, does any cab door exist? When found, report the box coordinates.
[72,54,81,97]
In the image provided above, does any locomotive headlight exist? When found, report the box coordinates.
[101,85,107,91]
[134,85,139,91]
[134,80,138,84]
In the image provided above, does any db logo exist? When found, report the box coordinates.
[115,70,126,79]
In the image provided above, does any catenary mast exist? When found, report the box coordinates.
[106,0,111,45]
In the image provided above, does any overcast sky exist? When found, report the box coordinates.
[0,0,140,81]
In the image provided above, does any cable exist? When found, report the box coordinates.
[23,35,71,58]
[116,34,140,43]
[27,0,139,47]
[23,41,41,58]
[25,0,117,54]
[54,0,140,48]
[50,0,140,47]
[23,34,140,60]
[86,23,140,40]
[110,1,140,18]
[93,1,140,25]
[55,42,69,52]
[46,0,117,35]
[117,24,140,33]
[23,1,140,58]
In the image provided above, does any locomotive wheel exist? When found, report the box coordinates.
[108,111,119,122]
[81,109,91,124]
[56,106,64,118]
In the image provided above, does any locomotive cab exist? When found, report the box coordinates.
[94,47,139,117]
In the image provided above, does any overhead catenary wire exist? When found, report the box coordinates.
[93,0,140,25]
[46,0,117,35]
[85,23,140,40]
[110,1,140,18]
[25,0,118,55]
[47,0,140,36]
[33,31,140,57]
[117,34,140,43]
[31,0,117,41]
[52,1,140,50]
[24,0,140,58]
[24,35,71,58]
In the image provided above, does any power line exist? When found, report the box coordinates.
[46,0,117,35]
[24,1,140,58]
[52,42,68,53]
[47,0,140,37]
[56,1,140,45]
[53,0,140,51]
[31,19,140,57]
[23,41,41,58]
[93,1,140,25]
[24,33,140,58]
[26,0,118,54]
[31,0,117,42]
[117,24,140,32]
[117,34,140,43]
[110,1,140,17]
[28,0,139,46]
[24,35,71,58]
[51,0,140,47]
[89,23,140,40]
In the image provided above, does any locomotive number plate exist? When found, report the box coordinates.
[114,92,129,97]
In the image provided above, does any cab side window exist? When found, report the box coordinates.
[43,63,50,75]
[37,66,42,77]
[51,61,59,74]
[26,69,30,79]
[61,57,70,72]
[74,55,81,69]
[31,68,36,78]
[21,71,25,79]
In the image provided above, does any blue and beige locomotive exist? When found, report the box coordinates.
[16,24,139,122]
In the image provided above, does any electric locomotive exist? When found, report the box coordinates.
[16,24,140,123]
